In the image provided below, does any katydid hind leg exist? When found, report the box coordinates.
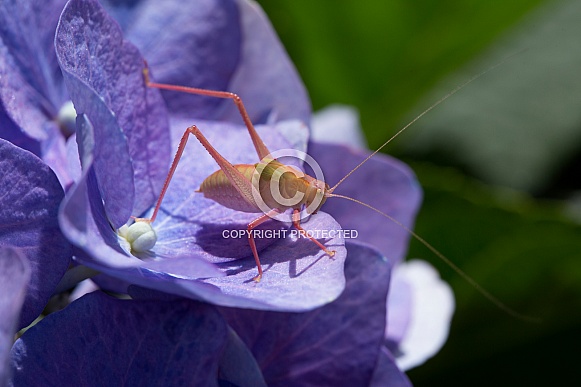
[135,125,256,224]
[247,209,281,282]
[143,66,271,160]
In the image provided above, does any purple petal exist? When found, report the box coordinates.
[0,0,68,140]
[64,133,82,182]
[221,0,311,124]
[56,0,171,219]
[202,211,346,311]
[219,328,267,387]
[0,106,40,157]
[311,104,367,149]
[0,0,73,187]
[0,247,30,386]
[370,348,413,387]
[10,291,228,386]
[73,103,134,228]
[0,139,71,329]
[102,0,310,125]
[385,267,413,347]
[388,259,455,371]
[220,241,393,386]
[39,123,72,188]
[62,166,346,311]
[102,0,242,120]
[128,285,267,386]
[308,141,422,266]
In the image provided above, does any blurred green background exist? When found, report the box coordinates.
[257,0,580,385]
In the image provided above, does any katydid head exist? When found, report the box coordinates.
[300,174,329,214]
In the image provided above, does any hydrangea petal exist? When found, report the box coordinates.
[112,210,344,312]
[56,0,170,219]
[62,170,345,311]
[202,211,346,311]
[218,328,267,387]
[10,291,228,386]
[0,247,30,386]
[68,102,133,229]
[101,0,309,125]
[311,104,368,149]
[0,0,68,140]
[0,0,73,187]
[221,0,311,124]
[39,123,72,188]
[370,348,413,387]
[385,268,413,346]
[308,141,422,266]
[390,259,455,371]
[127,286,267,386]
[220,241,392,386]
[0,107,40,158]
[0,139,71,329]
[102,0,241,120]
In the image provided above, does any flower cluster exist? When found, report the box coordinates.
[0,0,452,385]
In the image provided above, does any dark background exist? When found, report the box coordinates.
[256,0,581,385]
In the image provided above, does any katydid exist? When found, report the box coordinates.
[132,65,536,322]
[135,66,335,283]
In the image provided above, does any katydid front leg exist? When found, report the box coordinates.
[292,209,336,258]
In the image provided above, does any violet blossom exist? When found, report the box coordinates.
[54,0,347,311]
[4,0,428,384]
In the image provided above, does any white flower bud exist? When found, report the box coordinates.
[121,221,157,252]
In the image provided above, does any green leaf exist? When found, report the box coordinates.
[400,0,581,192]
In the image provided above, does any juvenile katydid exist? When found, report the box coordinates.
[132,63,536,322]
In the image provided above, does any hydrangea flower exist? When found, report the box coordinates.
[55,0,346,311]
[4,0,431,384]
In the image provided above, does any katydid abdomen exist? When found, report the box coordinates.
[199,164,261,213]
[199,159,323,214]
